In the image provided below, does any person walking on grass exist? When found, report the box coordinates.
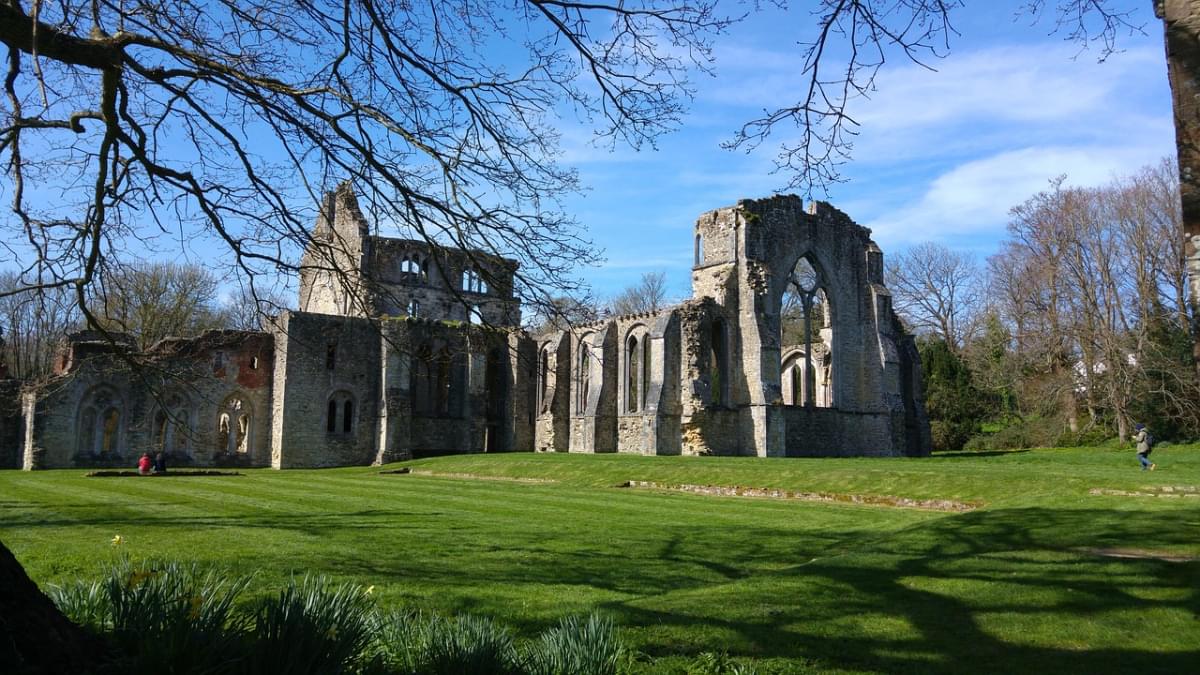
[1134,423,1156,471]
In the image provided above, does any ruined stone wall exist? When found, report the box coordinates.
[613,310,682,455]
[22,331,274,470]
[375,318,530,460]
[683,195,930,457]
[270,311,380,468]
[781,408,896,457]
[507,333,536,452]
[367,238,521,326]
[568,324,617,453]
[533,332,571,452]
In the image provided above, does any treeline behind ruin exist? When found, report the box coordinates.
[889,159,1200,449]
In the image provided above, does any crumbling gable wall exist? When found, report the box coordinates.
[685,195,930,457]
[298,183,371,318]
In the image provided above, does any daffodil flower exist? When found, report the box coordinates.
[111,534,124,547]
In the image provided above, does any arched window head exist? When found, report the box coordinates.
[326,391,356,435]
[218,395,252,454]
[77,386,122,457]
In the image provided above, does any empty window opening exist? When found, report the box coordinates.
[710,319,728,406]
[326,392,357,434]
[781,256,833,408]
[694,233,704,266]
[463,267,488,294]
[626,335,640,413]
[326,343,337,370]
[576,341,591,414]
[218,396,251,454]
[643,336,652,407]
[538,346,550,413]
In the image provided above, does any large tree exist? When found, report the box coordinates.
[887,242,982,353]
[0,0,726,329]
[92,261,235,349]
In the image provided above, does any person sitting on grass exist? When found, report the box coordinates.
[1133,423,1155,471]
[153,451,167,474]
[137,452,153,476]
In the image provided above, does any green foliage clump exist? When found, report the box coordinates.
[919,338,987,451]
[376,611,519,675]
[49,557,250,674]
[687,650,760,675]
[48,559,632,675]
[523,613,624,675]
[245,575,377,674]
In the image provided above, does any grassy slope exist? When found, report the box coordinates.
[1,446,1198,674]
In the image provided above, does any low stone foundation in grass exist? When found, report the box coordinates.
[380,467,559,484]
[84,470,242,477]
[1089,485,1200,498]
[621,480,978,511]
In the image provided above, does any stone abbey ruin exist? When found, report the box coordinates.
[2,186,929,470]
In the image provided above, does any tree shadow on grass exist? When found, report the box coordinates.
[8,494,1198,674]
[600,506,1200,674]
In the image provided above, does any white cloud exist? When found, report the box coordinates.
[864,144,1168,247]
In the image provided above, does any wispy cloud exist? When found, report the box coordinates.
[864,144,1168,247]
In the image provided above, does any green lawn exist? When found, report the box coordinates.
[2,446,1198,674]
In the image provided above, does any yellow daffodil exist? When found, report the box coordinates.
[188,595,204,620]
[110,534,124,547]
[365,585,375,596]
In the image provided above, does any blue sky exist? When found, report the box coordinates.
[562,2,1176,301]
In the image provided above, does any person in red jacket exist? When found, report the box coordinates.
[137,452,153,475]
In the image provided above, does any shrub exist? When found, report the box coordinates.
[375,610,519,675]
[523,613,624,675]
[49,557,250,674]
[243,575,377,675]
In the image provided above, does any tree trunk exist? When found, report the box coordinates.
[1158,0,1200,379]
[0,540,106,673]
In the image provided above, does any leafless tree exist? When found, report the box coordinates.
[886,242,982,352]
[1,0,729,335]
[994,163,1197,440]
[0,271,78,379]
[91,261,234,349]
[608,271,670,316]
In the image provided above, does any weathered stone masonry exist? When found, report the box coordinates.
[4,188,928,469]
